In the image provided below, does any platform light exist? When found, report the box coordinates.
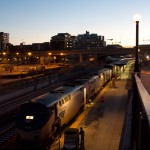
[134,14,141,22]
[133,14,141,73]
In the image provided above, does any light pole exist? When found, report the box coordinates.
[131,14,142,148]
[16,52,19,70]
[28,52,32,64]
[134,14,141,73]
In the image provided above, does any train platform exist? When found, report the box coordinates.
[50,64,133,150]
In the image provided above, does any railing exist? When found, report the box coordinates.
[131,73,150,150]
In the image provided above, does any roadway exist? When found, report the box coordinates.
[6,48,135,57]
[51,62,132,150]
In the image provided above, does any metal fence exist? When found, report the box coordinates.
[131,74,150,150]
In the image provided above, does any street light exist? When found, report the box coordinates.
[28,52,32,57]
[48,52,52,65]
[134,14,141,73]
[16,52,19,69]
[3,52,6,56]
[28,52,32,64]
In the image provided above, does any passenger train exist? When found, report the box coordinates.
[16,61,128,145]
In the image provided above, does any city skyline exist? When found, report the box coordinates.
[1,0,150,47]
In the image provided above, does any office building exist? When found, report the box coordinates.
[76,31,106,50]
[50,33,75,50]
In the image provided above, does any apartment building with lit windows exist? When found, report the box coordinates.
[50,31,106,50]
[76,31,106,50]
[0,32,9,52]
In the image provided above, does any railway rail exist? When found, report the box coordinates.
[0,123,16,150]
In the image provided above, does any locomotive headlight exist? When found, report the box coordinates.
[26,115,34,120]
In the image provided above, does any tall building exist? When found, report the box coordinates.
[50,31,106,50]
[50,33,74,50]
[76,31,106,50]
[0,32,9,52]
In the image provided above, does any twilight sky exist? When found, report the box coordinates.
[1,0,150,47]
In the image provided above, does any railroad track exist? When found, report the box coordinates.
[0,123,16,150]
[0,81,65,116]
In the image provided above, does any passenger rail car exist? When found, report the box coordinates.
[76,75,100,101]
[97,68,112,87]
[16,65,125,145]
